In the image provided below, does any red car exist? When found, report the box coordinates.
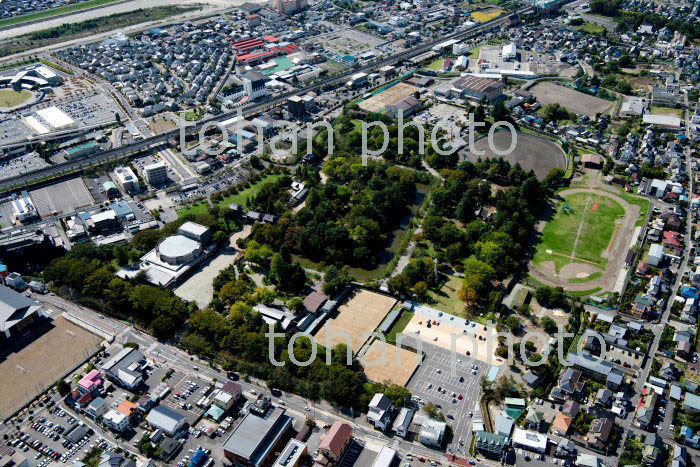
[458,394,463,400]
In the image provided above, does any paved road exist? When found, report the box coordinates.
[30,293,481,465]
[0,6,530,191]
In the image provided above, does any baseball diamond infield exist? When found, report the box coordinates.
[530,188,640,291]
[462,131,567,180]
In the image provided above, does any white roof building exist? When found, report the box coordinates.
[512,428,548,453]
[643,114,682,129]
[146,405,187,435]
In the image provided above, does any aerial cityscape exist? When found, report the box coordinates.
[0,0,698,466]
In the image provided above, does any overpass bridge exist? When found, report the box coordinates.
[0,8,531,193]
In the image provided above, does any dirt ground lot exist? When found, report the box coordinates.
[531,81,614,118]
[401,315,503,366]
[314,289,397,354]
[174,246,238,308]
[360,339,421,386]
[463,131,567,180]
[0,317,101,419]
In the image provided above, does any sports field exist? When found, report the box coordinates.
[470,8,504,22]
[534,191,625,271]
[361,339,421,386]
[0,89,32,108]
[464,131,566,180]
[314,289,397,354]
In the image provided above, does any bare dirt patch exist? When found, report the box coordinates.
[559,262,603,281]
[531,81,613,118]
[314,289,397,354]
[0,316,101,419]
[360,339,421,386]
[463,131,566,180]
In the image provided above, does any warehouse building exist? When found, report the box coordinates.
[222,407,294,466]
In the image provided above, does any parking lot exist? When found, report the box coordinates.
[0,118,35,144]
[12,399,105,467]
[0,151,49,182]
[407,343,488,455]
[47,92,123,128]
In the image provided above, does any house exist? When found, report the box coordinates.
[550,368,585,402]
[525,409,545,432]
[317,421,353,464]
[632,296,656,318]
[392,408,414,438]
[595,388,613,408]
[367,393,395,431]
[660,361,681,381]
[683,392,700,412]
[475,431,508,458]
[523,371,543,389]
[146,405,187,436]
[647,244,665,265]
[586,418,614,453]
[672,444,687,466]
[562,400,581,418]
[552,413,573,436]
[97,451,136,467]
[419,418,447,447]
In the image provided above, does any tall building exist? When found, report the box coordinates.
[143,161,169,186]
[287,95,306,119]
[275,0,307,15]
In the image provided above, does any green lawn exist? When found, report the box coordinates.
[219,173,287,209]
[177,201,210,218]
[426,58,445,71]
[651,106,684,118]
[574,21,605,35]
[385,310,414,344]
[534,192,625,270]
[0,0,122,28]
[425,274,465,315]
[0,89,32,107]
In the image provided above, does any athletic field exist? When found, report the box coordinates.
[534,191,625,272]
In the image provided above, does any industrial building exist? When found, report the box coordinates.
[434,75,505,102]
[146,405,188,436]
[11,191,38,223]
[0,285,44,341]
[101,347,147,390]
[222,407,295,466]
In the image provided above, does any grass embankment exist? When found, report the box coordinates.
[0,0,123,28]
[0,5,199,58]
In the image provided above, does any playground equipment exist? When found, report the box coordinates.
[562,202,574,215]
